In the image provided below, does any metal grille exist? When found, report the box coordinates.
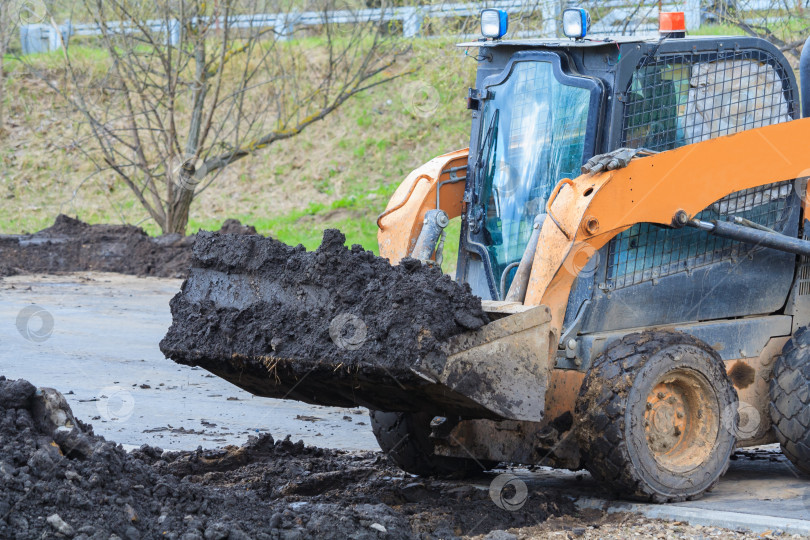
[606,49,797,290]
[606,181,794,289]
[797,228,810,296]
[621,49,795,152]
[798,251,810,296]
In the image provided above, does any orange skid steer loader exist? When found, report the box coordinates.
[167,11,810,502]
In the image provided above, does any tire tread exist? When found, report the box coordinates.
[369,410,492,477]
[769,326,810,474]
[575,330,737,503]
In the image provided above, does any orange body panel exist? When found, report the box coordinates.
[377,148,469,263]
[544,369,586,423]
[376,109,810,469]
[524,117,810,352]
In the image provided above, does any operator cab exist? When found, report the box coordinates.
[456,10,801,348]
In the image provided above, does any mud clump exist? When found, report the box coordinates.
[217,218,258,236]
[160,229,490,414]
[0,215,257,279]
[0,376,573,539]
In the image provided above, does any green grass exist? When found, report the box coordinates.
[187,200,375,251]
[690,19,810,38]
[690,23,746,36]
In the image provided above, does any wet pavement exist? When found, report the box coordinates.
[0,272,377,451]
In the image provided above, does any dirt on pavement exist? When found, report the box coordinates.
[160,229,491,414]
[474,512,796,539]
[0,376,573,540]
[0,215,257,279]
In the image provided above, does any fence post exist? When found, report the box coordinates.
[685,0,701,31]
[58,21,73,49]
[275,12,296,41]
[168,19,181,45]
[402,7,423,38]
[540,0,558,38]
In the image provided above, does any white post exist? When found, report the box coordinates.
[540,0,558,38]
[168,19,181,46]
[48,25,60,51]
[685,0,701,31]
[403,7,423,38]
[274,12,296,41]
[58,21,72,50]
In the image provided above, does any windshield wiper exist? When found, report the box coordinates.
[472,109,499,206]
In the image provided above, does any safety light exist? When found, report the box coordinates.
[659,11,686,37]
[562,8,590,40]
[481,9,508,40]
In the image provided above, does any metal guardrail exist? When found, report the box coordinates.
[17,0,782,55]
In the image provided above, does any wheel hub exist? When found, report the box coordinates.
[643,369,718,471]
[645,383,688,455]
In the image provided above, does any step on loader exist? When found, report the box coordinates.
[162,10,810,502]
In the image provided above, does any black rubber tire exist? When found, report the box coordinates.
[369,410,494,477]
[769,327,810,475]
[575,330,738,503]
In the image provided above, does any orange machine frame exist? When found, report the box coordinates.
[379,118,810,351]
[376,117,810,456]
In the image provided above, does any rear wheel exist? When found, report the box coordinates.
[769,327,810,474]
[369,410,493,477]
[575,331,738,502]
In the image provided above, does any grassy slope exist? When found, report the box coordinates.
[0,39,475,274]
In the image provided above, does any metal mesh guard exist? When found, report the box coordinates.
[606,181,794,289]
[607,50,796,290]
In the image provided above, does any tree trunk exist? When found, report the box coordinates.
[162,16,208,237]
[165,178,195,234]
[0,49,5,135]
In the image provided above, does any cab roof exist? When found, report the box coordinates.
[456,35,740,49]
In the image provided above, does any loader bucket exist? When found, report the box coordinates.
[419,305,552,422]
[160,230,551,422]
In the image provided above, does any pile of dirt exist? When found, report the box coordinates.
[0,376,572,539]
[159,229,490,414]
[0,215,257,279]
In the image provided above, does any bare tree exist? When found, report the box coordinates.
[24,0,406,234]
[0,0,14,134]
[703,0,810,61]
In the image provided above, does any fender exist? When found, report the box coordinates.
[377,148,468,263]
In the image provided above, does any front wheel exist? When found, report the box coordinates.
[575,331,738,502]
[369,410,494,477]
